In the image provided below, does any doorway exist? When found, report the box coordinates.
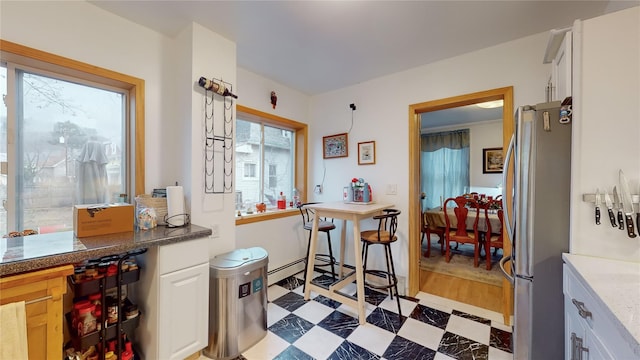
[407,87,514,324]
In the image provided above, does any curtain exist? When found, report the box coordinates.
[421,129,470,210]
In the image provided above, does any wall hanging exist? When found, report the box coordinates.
[357,141,375,165]
[198,76,236,194]
[323,133,348,159]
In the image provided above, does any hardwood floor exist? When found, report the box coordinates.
[419,269,503,313]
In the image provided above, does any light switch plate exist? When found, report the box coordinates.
[386,184,397,195]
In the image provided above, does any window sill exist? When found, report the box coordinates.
[235,208,298,225]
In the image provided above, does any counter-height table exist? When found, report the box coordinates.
[303,201,394,325]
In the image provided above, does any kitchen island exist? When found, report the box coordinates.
[562,253,640,358]
[0,224,212,276]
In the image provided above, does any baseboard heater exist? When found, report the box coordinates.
[267,258,354,276]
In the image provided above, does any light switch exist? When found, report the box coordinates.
[386,184,397,195]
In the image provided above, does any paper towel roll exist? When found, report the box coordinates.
[166,186,185,227]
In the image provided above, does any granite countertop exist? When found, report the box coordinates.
[0,224,212,277]
[562,253,640,356]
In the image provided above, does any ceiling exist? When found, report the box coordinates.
[422,104,503,131]
[89,0,638,97]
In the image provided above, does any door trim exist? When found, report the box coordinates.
[407,86,514,324]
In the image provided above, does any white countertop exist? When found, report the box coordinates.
[562,253,640,355]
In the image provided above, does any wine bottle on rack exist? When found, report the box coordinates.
[198,76,238,99]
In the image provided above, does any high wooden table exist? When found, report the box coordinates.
[303,201,394,325]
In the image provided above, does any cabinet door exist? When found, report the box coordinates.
[159,262,209,360]
[565,296,586,360]
[552,31,572,101]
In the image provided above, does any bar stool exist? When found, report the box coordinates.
[360,209,402,317]
[298,203,337,291]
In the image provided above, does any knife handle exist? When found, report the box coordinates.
[625,215,637,238]
[618,211,625,230]
[595,206,601,225]
[608,209,617,227]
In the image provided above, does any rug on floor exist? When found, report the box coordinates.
[420,235,504,286]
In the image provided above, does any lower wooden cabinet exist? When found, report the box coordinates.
[0,265,74,360]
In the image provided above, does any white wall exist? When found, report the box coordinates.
[307,33,550,283]
[570,7,640,262]
[235,68,312,282]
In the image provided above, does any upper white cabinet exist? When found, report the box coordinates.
[544,28,572,102]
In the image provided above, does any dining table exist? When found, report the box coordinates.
[303,201,394,325]
[423,206,502,233]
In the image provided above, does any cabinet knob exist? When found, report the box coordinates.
[571,298,593,319]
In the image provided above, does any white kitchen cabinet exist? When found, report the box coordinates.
[135,237,210,360]
[544,28,572,101]
[563,263,635,359]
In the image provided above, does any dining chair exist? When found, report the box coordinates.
[443,196,481,267]
[298,203,337,291]
[360,209,402,317]
[421,211,445,257]
[482,199,504,270]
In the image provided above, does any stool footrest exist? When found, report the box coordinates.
[363,269,397,290]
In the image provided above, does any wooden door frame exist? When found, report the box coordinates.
[407,86,514,324]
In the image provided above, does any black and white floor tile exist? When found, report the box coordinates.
[202,272,513,360]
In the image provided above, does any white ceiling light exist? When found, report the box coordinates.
[476,100,504,109]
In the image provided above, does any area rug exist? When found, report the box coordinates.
[420,235,504,286]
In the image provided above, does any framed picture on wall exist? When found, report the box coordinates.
[357,141,375,165]
[323,133,348,159]
[483,147,504,173]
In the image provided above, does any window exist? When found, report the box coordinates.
[0,40,144,235]
[421,129,470,210]
[244,163,257,178]
[235,105,307,224]
[268,164,277,189]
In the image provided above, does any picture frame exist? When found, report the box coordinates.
[483,147,504,173]
[323,133,348,159]
[357,141,376,165]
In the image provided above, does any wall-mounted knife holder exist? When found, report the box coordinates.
[582,193,639,204]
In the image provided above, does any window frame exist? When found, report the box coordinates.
[235,105,307,225]
[0,40,145,206]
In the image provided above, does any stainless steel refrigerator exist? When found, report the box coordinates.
[500,100,571,360]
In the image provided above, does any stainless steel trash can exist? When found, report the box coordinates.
[203,247,268,359]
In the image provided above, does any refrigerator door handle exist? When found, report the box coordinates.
[499,255,514,284]
[503,134,516,243]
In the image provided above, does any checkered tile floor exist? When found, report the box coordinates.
[203,272,513,360]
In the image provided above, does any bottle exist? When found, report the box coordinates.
[121,341,134,360]
[363,183,370,203]
[292,189,300,208]
[277,192,286,210]
[198,77,238,99]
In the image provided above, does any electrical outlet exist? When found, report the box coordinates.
[386,184,397,195]
[314,185,323,194]
[211,224,220,238]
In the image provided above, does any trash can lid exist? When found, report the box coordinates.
[210,247,268,269]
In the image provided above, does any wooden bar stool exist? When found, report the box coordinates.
[360,209,402,317]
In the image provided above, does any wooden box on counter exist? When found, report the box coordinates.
[73,203,134,238]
